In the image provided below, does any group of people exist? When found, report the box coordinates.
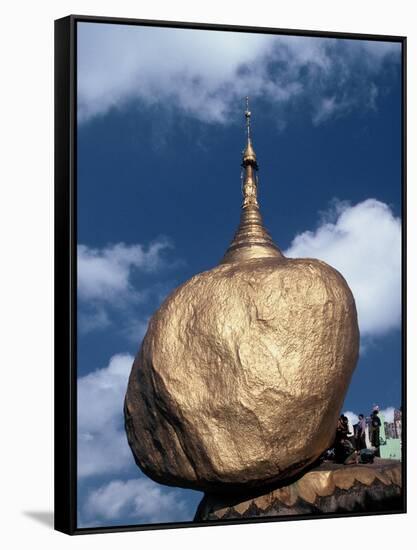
[332,410,382,465]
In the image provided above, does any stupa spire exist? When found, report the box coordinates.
[242,97,259,208]
[221,98,283,264]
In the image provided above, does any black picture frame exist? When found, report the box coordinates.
[54,14,407,535]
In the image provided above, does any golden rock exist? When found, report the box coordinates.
[124,104,359,492]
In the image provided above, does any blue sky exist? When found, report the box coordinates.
[76,22,402,528]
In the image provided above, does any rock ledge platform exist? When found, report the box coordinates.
[194,459,402,521]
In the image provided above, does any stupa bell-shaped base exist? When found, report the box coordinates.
[221,204,282,264]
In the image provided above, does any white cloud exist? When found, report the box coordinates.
[77,239,177,335]
[78,353,134,477]
[83,478,189,525]
[379,406,396,423]
[343,411,359,426]
[78,240,171,303]
[312,95,351,125]
[285,199,401,338]
[78,23,400,125]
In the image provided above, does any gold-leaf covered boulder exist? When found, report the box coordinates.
[124,103,359,492]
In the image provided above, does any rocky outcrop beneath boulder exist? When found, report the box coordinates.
[194,459,403,521]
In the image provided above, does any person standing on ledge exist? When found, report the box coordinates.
[370,410,382,457]
[355,413,367,452]
[346,415,356,448]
